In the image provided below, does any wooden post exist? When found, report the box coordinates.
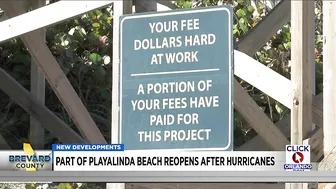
[289,0,314,189]
[134,0,157,12]
[108,0,132,189]
[108,1,156,189]
[30,0,46,150]
[320,3,336,188]
[323,0,336,155]
[110,1,124,189]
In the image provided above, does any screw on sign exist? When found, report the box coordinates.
[292,152,304,163]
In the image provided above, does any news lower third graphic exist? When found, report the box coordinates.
[284,145,313,171]
[4,143,52,171]
[0,143,317,171]
[51,144,286,171]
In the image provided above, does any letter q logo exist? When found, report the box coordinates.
[292,152,304,163]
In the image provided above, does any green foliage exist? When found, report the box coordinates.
[0,1,324,150]
[57,183,72,189]
[0,6,114,148]
[56,183,105,189]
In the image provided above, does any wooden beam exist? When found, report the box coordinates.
[0,0,27,18]
[309,126,323,162]
[236,0,290,57]
[238,93,323,159]
[319,148,336,189]
[319,148,336,171]
[1,1,107,144]
[234,0,293,108]
[29,0,46,149]
[0,1,114,43]
[126,183,286,189]
[318,184,336,189]
[22,33,106,143]
[234,50,291,108]
[234,79,289,150]
[0,68,86,144]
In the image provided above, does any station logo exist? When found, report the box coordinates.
[8,143,51,171]
[284,145,312,171]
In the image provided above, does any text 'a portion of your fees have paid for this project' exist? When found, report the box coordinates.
[119,6,234,151]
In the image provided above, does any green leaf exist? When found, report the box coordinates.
[315,62,323,71]
[252,94,265,102]
[75,183,83,188]
[239,17,245,24]
[54,32,64,42]
[286,41,291,48]
[237,0,244,5]
[233,28,240,36]
[236,9,246,18]
[247,5,255,13]
[238,18,248,33]
[92,22,100,28]
[267,48,276,58]
[94,10,103,17]
[88,12,96,19]
[75,26,87,36]
[95,66,106,78]
[88,32,100,45]
[58,183,72,189]
[89,53,102,64]
[61,39,70,47]
[25,183,36,189]
[282,31,291,42]
[275,102,286,115]
[182,1,192,8]
[54,33,72,47]
[106,16,113,23]
[68,28,76,35]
